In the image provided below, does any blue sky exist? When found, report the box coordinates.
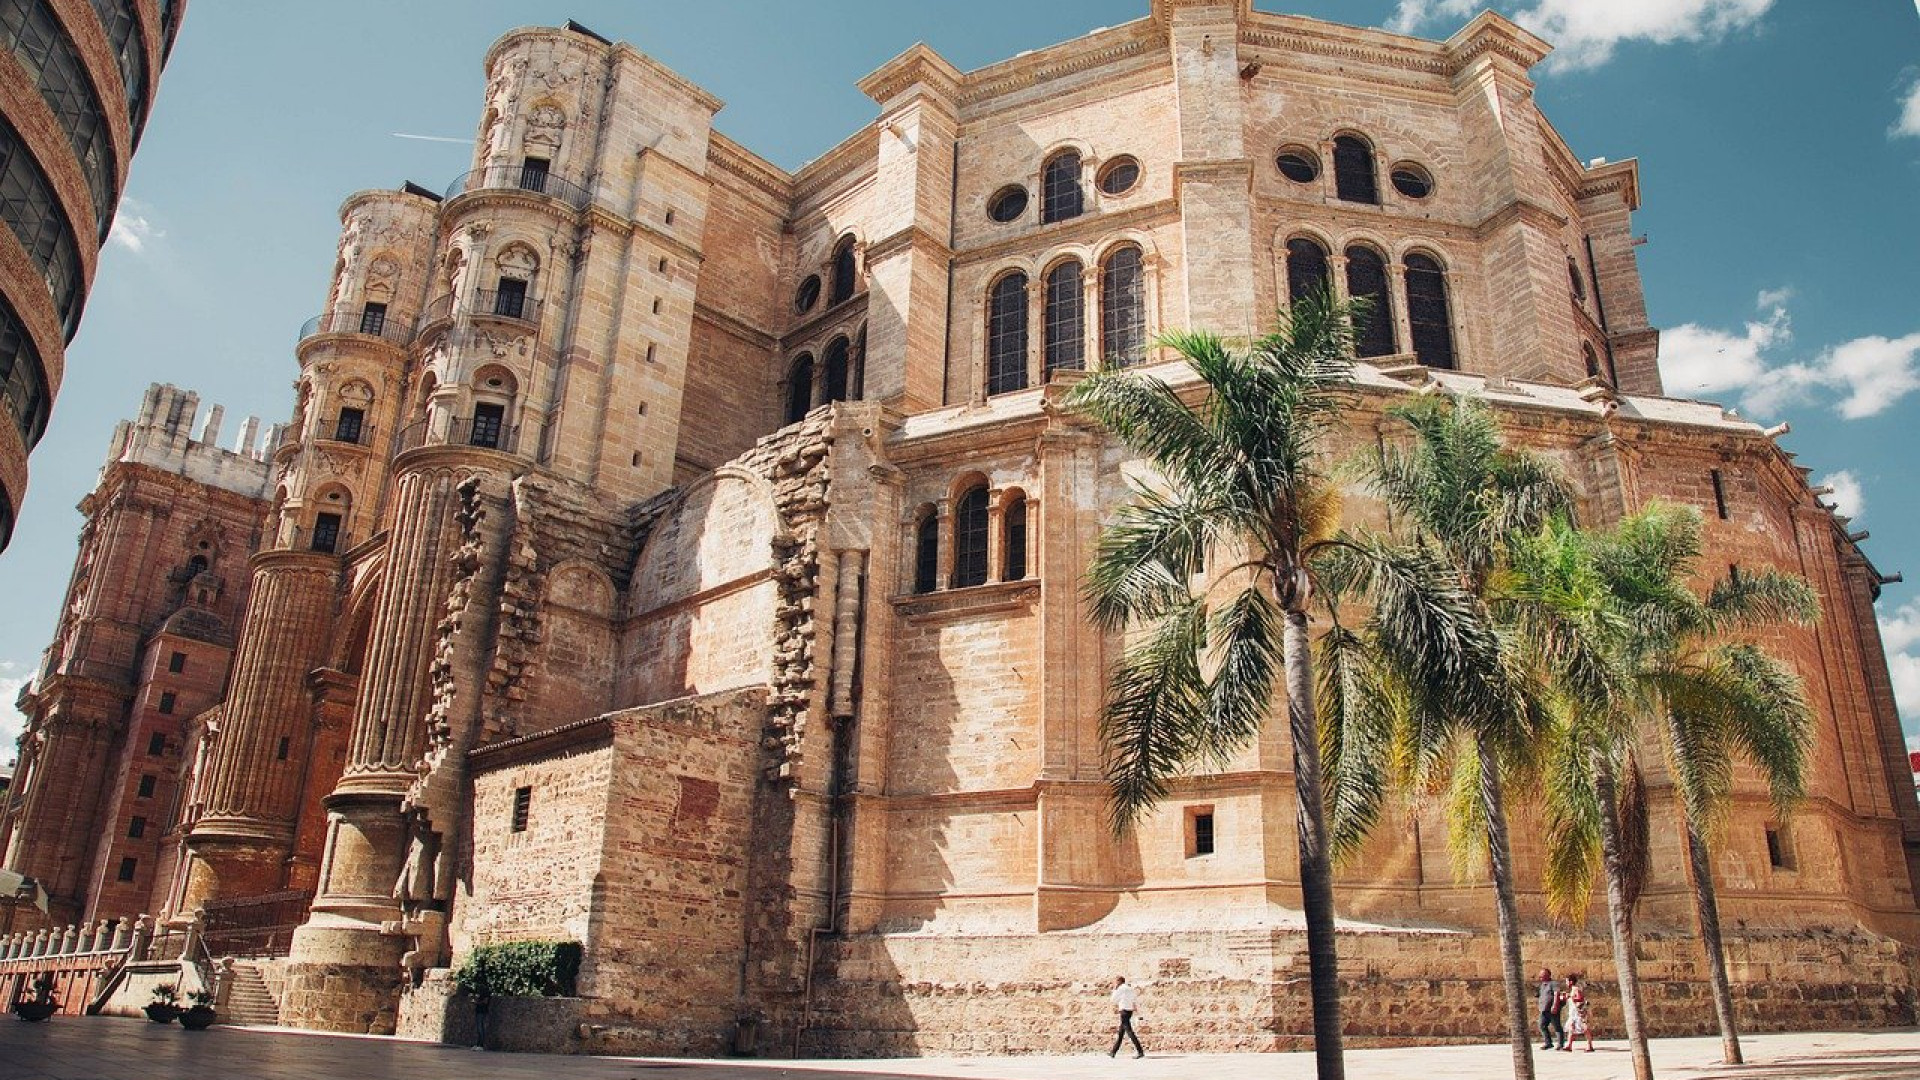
[2,0,1918,759]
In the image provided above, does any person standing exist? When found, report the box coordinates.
[1563,973,1594,1052]
[1109,976,1145,1059]
[1537,967,1565,1050]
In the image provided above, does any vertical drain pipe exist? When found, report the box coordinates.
[797,549,867,1055]
[1583,235,1620,387]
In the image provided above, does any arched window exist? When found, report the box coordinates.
[1332,135,1379,205]
[987,272,1029,395]
[822,337,852,404]
[1101,245,1146,368]
[914,510,939,594]
[1582,342,1601,380]
[1002,494,1028,582]
[1343,245,1395,358]
[953,485,990,588]
[1403,253,1455,370]
[829,237,857,305]
[785,355,815,424]
[1041,151,1084,224]
[1044,260,1085,378]
[1285,238,1331,306]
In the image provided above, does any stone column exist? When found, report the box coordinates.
[183,551,339,910]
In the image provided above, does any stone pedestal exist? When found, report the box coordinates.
[278,916,407,1034]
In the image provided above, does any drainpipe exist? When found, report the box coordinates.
[1582,235,1619,387]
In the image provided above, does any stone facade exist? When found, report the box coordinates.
[6,0,1918,1057]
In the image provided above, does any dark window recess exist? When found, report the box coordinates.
[1275,149,1319,184]
[794,274,821,314]
[358,302,388,336]
[1766,826,1789,869]
[829,239,858,305]
[1728,563,1742,586]
[1332,135,1378,205]
[1101,245,1146,368]
[334,406,365,444]
[822,337,852,405]
[511,786,532,833]
[276,736,291,761]
[1285,239,1331,306]
[128,816,146,839]
[168,651,187,673]
[1390,164,1433,199]
[137,775,156,798]
[1192,810,1215,856]
[953,487,990,588]
[1041,151,1084,224]
[492,278,529,319]
[1344,246,1395,358]
[1404,254,1455,370]
[987,273,1029,396]
[987,185,1028,224]
[468,403,506,450]
[1044,261,1085,378]
[914,514,940,595]
[785,356,815,424]
[311,512,342,554]
[1568,258,1587,303]
[1098,156,1141,196]
[1583,343,1601,380]
[1003,497,1027,582]
[1710,469,1729,520]
[158,691,176,715]
[518,156,550,194]
[117,857,137,883]
[147,732,166,756]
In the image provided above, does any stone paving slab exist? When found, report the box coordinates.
[1,1019,1916,1080]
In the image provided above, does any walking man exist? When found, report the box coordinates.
[1109,976,1145,1058]
[1537,967,1564,1050]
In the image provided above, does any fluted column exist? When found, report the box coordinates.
[181,551,338,910]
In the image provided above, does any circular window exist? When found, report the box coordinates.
[987,185,1029,224]
[794,274,821,314]
[1390,163,1434,199]
[1275,148,1320,184]
[1097,156,1141,196]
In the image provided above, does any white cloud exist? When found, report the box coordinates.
[106,196,164,256]
[1818,470,1865,520]
[1884,600,1920,728]
[1895,77,1920,139]
[1659,290,1920,421]
[0,661,26,770]
[1386,0,1775,70]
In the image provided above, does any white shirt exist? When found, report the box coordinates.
[1112,983,1139,1012]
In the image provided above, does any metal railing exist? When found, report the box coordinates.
[449,416,520,454]
[472,287,542,325]
[298,307,413,347]
[202,889,312,959]
[445,163,595,210]
[318,417,374,446]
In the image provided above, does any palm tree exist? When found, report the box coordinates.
[1322,393,1573,1080]
[1529,503,1816,1068]
[1067,289,1375,1080]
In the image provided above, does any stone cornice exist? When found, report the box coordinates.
[959,22,1162,108]
[707,132,793,205]
[468,713,613,772]
[857,43,965,108]
[1240,15,1451,77]
[1442,10,1552,72]
[955,199,1176,267]
[792,128,879,210]
[863,224,952,266]
[1577,159,1641,211]
[1473,198,1569,239]
[692,304,778,352]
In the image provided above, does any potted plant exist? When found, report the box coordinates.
[13,975,58,1022]
[179,989,217,1030]
[145,983,181,1024]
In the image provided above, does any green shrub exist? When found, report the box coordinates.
[452,940,581,999]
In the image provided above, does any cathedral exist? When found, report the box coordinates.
[5,0,1917,1056]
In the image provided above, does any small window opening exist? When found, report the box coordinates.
[830,238,858,304]
[794,275,821,313]
[1728,563,1742,587]
[645,343,657,364]
[168,651,186,674]
[954,487,990,588]
[988,185,1028,223]
[1765,825,1792,870]
[657,256,669,273]
[664,209,675,226]
[117,857,137,883]
[358,301,388,336]
[1187,806,1216,857]
[492,277,529,319]
[128,816,147,839]
[276,736,291,761]
[631,452,642,467]
[334,406,365,444]
[1389,163,1433,199]
[1710,469,1729,520]
[311,512,343,554]
[518,156,551,194]
[914,513,939,595]
[147,732,166,756]
[468,402,506,450]
[1003,496,1027,582]
[1332,135,1379,205]
[1275,148,1320,184]
[158,692,176,715]
[137,775,156,798]
[511,785,532,833]
[1098,156,1141,196]
[1041,151,1084,224]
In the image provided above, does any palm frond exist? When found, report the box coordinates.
[1100,598,1212,831]
[1616,752,1652,912]
[1202,585,1284,765]
[1705,568,1820,631]
[1316,623,1400,861]
[1084,484,1219,629]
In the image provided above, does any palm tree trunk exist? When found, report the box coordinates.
[1475,734,1535,1080]
[1284,608,1345,1080]
[1684,817,1742,1064]
[1591,752,1654,1080]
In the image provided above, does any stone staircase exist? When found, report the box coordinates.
[222,962,281,1027]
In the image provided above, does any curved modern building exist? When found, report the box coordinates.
[0,0,184,550]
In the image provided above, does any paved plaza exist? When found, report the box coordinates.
[2,1020,1918,1080]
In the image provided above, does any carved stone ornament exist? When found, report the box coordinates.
[495,244,539,279]
[525,104,566,151]
[366,256,401,302]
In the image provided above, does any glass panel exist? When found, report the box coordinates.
[914,515,939,594]
[987,273,1028,395]
[1044,262,1084,377]
[1041,152,1083,224]
[785,357,813,423]
[1344,246,1394,358]
[1101,246,1145,368]
[830,240,857,305]
[1333,136,1378,205]
[1003,497,1027,582]
[953,487,989,588]
[1403,255,1454,370]
[469,402,505,449]
[1285,239,1329,306]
